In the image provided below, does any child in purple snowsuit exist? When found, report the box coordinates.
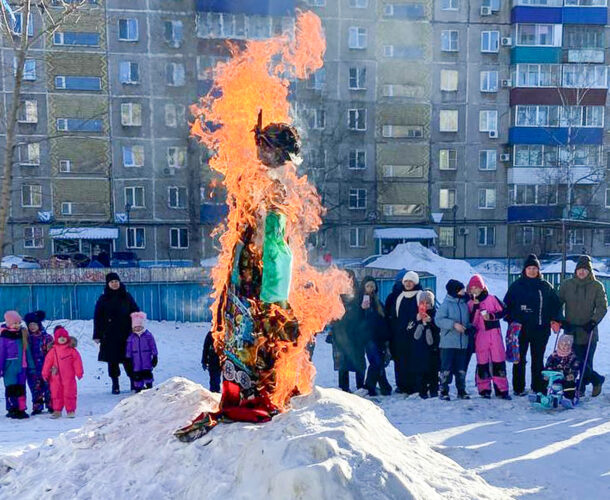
[545,334,581,403]
[0,311,35,419]
[126,312,158,392]
[24,311,53,414]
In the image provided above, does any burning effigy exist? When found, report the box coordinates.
[175,11,351,442]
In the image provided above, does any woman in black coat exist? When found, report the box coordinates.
[93,272,140,394]
[503,254,562,396]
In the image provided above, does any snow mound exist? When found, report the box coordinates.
[366,243,510,300]
[0,378,512,500]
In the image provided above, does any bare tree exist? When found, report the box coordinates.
[0,0,87,259]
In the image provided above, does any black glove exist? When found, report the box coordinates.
[584,320,597,333]
[152,355,158,368]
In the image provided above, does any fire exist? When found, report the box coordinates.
[190,11,352,409]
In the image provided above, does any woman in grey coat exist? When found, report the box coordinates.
[435,280,472,400]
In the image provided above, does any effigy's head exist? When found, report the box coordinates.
[253,110,301,168]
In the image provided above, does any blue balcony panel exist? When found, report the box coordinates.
[201,203,228,224]
[511,46,562,64]
[563,7,607,25]
[511,6,562,23]
[508,127,603,145]
[196,0,295,16]
[508,205,563,223]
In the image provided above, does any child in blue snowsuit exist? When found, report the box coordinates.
[24,311,53,414]
[0,311,35,419]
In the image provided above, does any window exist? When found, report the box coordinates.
[18,100,38,123]
[21,184,42,208]
[481,31,500,53]
[478,188,496,209]
[56,118,103,132]
[439,189,456,209]
[515,105,604,128]
[349,67,366,90]
[15,58,36,80]
[307,0,326,5]
[125,187,145,208]
[127,227,145,249]
[348,27,367,49]
[59,160,71,173]
[439,227,455,247]
[349,188,367,209]
[482,0,501,10]
[14,13,34,36]
[167,147,186,168]
[480,71,498,92]
[515,64,560,87]
[562,65,607,89]
[479,110,498,132]
[165,104,185,128]
[440,110,459,132]
[509,185,558,206]
[517,227,535,246]
[121,103,142,127]
[170,228,189,249]
[440,70,458,91]
[61,202,73,216]
[118,19,139,41]
[307,68,326,90]
[123,145,144,167]
[54,76,101,91]
[18,143,40,166]
[349,227,366,248]
[119,62,140,84]
[348,109,367,130]
[441,0,458,9]
[308,109,326,129]
[166,63,185,86]
[478,226,495,246]
[169,187,187,209]
[349,150,366,170]
[24,227,43,249]
[439,149,457,170]
[441,30,459,52]
[479,150,497,170]
[308,150,326,169]
[196,55,228,80]
[517,24,556,46]
[564,26,604,50]
[382,125,423,138]
[349,0,368,6]
[569,229,584,246]
[249,16,271,39]
[164,20,183,47]
[53,32,100,46]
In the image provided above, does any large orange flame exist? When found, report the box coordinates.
[191,11,351,409]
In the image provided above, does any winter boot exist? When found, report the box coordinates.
[31,408,43,416]
[66,412,75,418]
[51,411,61,419]
[145,382,153,389]
[592,376,605,397]
[135,387,142,394]
[514,390,529,397]
[457,391,470,400]
[111,377,120,395]
[14,411,29,419]
[440,391,450,401]
[5,409,16,418]
[130,379,136,392]
[499,392,512,400]
[480,390,492,399]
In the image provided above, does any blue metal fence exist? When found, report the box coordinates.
[509,272,610,303]
[0,283,213,323]
[377,275,437,304]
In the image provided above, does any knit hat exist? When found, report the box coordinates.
[402,271,420,286]
[523,254,541,271]
[105,272,121,284]
[445,279,465,299]
[131,311,147,329]
[53,326,69,342]
[467,274,486,291]
[4,310,21,325]
[557,334,574,357]
[575,255,593,274]
[417,290,435,306]
[24,310,46,328]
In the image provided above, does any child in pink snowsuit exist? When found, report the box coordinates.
[42,326,83,418]
[468,275,511,400]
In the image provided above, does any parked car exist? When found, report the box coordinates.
[110,252,140,268]
[1,255,41,269]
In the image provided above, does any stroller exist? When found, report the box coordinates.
[528,370,577,410]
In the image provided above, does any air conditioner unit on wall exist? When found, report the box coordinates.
[480,6,492,16]
[501,79,512,88]
[501,37,512,47]
[458,227,470,236]
[500,153,511,162]
[489,130,498,138]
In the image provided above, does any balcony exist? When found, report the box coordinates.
[511,47,562,64]
[507,204,599,222]
[509,127,603,145]
[507,166,602,184]
[195,0,294,16]
[510,88,607,106]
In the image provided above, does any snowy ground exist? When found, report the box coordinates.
[1,280,610,497]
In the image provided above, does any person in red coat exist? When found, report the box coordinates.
[42,326,84,418]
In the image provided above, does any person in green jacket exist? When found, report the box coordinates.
[559,255,607,397]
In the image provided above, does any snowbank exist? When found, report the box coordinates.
[366,243,507,300]
[0,378,512,500]
[541,259,608,276]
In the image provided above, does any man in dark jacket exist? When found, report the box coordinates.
[559,255,608,397]
[504,254,562,396]
[93,272,140,394]
[202,331,221,392]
